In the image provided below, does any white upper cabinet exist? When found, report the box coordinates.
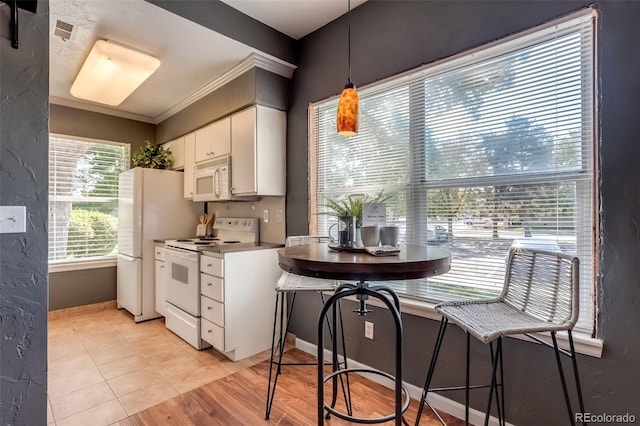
[162,137,185,170]
[194,117,231,163]
[230,105,286,196]
[183,132,195,199]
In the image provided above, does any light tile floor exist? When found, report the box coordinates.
[47,307,272,426]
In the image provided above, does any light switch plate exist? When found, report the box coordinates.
[0,206,26,233]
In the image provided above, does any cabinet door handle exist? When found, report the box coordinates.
[160,265,165,269]
[206,263,212,267]
[207,282,212,286]
[207,306,213,310]
[207,329,212,334]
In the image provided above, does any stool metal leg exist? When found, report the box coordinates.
[489,341,505,426]
[265,291,287,419]
[266,291,297,419]
[466,331,470,425]
[415,316,448,426]
[266,290,352,420]
[551,331,576,426]
[484,337,502,426]
[568,330,586,424]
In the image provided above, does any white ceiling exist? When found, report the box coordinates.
[221,0,367,40]
[49,0,366,124]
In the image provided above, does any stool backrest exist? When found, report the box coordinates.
[503,248,580,327]
[277,236,337,291]
[286,235,332,247]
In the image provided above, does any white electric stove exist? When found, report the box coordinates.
[162,217,262,350]
[165,217,259,251]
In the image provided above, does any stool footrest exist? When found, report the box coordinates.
[428,383,502,392]
[322,368,410,424]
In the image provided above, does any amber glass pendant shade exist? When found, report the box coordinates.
[337,82,359,136]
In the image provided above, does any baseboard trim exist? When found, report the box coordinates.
[49,300,117,321]
[295,338,514,426]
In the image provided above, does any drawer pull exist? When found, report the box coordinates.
[207,282,212,286]
[207,263,212,267]
[207,306,213,310]
[207,329,212,334]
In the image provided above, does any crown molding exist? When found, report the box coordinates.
[49,96,156,123]
[51,53,296,125]
[154,52,296,124]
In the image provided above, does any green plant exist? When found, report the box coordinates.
[321,190,392,227]
[131,141,173,169]
[68,209,117,257]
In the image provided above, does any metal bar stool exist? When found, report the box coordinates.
[317,281,410,425]
[264,236,352,420]
[415,248,585,426]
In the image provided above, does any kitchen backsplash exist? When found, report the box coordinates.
[206,196,285,244]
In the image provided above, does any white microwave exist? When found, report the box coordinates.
[193,157,232,202]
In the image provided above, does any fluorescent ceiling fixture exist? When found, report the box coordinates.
[70,40,161,106]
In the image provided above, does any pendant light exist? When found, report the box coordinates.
[336,0,359,136]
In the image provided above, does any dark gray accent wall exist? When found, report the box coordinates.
[146,0,296,65]
[156,68,289,143]
[50,104,156,162]
[287,1,640,424]
[0,3,49,424]
[49,267,116,311]
[48,104,155,311]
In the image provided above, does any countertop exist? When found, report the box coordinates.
[154,239,283,253]
[201,242,283,254]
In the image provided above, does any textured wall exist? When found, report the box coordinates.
[0,3,49,424]
[286,1,640,424]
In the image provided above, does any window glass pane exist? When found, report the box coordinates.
[309,12,595,333]
[49,135,130,263]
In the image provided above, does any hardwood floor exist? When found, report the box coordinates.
[117,348,462,425]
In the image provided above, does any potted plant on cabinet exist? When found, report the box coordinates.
[131,141,173,169]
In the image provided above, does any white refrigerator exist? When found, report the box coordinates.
[117,167,200,322]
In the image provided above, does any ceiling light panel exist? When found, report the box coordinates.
[70,39,161,106]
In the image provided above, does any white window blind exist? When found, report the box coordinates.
[309,10,596,334]
[49,135,130,264]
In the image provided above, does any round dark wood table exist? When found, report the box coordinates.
[277,243,452,281]
[277,242,452,426]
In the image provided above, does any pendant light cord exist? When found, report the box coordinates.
[348,0,352,84]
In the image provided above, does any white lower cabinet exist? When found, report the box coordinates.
[199,249,280,361]
[154,245,167,316]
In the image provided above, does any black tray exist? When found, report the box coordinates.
[328,243,366,253]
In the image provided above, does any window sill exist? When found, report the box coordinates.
[341,293,603,358]
[48,258,117,273]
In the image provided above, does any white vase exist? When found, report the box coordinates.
[355,227,362,247]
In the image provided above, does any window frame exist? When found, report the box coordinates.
[308,9,601,356]
[48,133,130,271]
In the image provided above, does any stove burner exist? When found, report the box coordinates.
[199,237,219,241]
[194,241,216,245]
[223,240,241,244]
[176,239,193,242]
